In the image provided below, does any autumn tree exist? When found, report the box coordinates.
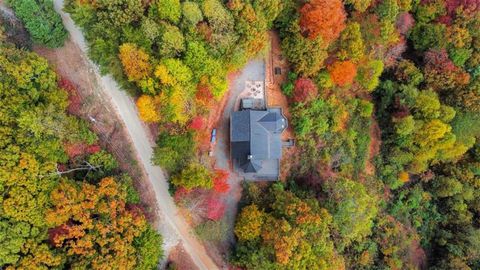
[234,204,265,241]
[452,79,480,112]
[182,1,203,26]
[357,60,384,91]
[87,150,118,174]
[374,215,420,269]
[337,22,365,61]
[0,43,162,270]
[213,169,230,193]
[394,60,424,86]
[95,0,143,27]
[58,77,82,115]
[46,178,161,269]
[155,58,194,89]
[203,196,226,221]
[281,28,329,76]
[324,178,378,250]
[153,131,194,173]
[119,43,152,82]
[376,0,400,22]
[155,0,181,24]
[171,162,213,190]
[411,23,447,51]
[299,0,346,43]
[188,116,204,130]
[426,159,480,268]
[293,77,318,103]
[396,12,415,35]
[158,23,185,57]
[0,49,70,269]
[345,0,373,12]
[328,60,358,87]
[233,184,344,269]
[423,49,470,92]
[137,95,161,123]
[134,226,164,270]
[201,0,236,53]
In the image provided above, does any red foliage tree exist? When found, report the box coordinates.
[64,142,86,159]
[328,60,358,87]
[195,82,214,108]
[174,187,191,202]
[444,0,480,18]
[86,145,101,154]
[204,196,226,221]
[65,143,100,159]
[396,12,415,36]
[189,116,205,130]
[48,224,70,245]
[384,37,408,68]
[58,77,82,115]
[213,169,230,193]
[299,0,346,43]
[424,49,470,91]
[57,163,68,173]
[293,77,318,103]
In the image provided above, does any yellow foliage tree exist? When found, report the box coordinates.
[154,64,175,86]
[415,119,450,147]
[119,43,151,82]
[234,204,265,241]
[136,95,161,123]
[262,217,304,265]
[170,85,189,124]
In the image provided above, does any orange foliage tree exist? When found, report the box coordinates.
[46,177,148,269]
[299,0,346,43]
[136,95,161,123]
[328,60,358,87]
[119,43,151,82]
[213,169,230,193]
[195,80,215,109]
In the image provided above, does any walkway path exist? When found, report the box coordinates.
[51,1,219,269]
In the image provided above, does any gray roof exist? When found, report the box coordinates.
[230,108,287,180]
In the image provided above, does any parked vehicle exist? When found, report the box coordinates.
[210,128,217,143]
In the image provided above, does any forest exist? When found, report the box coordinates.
[2,0,480,269]
[0,25,162,269]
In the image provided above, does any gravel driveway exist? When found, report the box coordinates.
[213,59,265,243]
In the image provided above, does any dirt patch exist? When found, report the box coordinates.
[0,3,31,49]
[409,239,428,270]
[167,244,199,270]
[266,31,295,141]
[365,118,381,176]
[33,41,160,225]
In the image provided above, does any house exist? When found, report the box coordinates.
[230,105,288,180]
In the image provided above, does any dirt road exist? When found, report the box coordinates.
[51,1,219,269]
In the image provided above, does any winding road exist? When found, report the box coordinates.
[51,1,219,269]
